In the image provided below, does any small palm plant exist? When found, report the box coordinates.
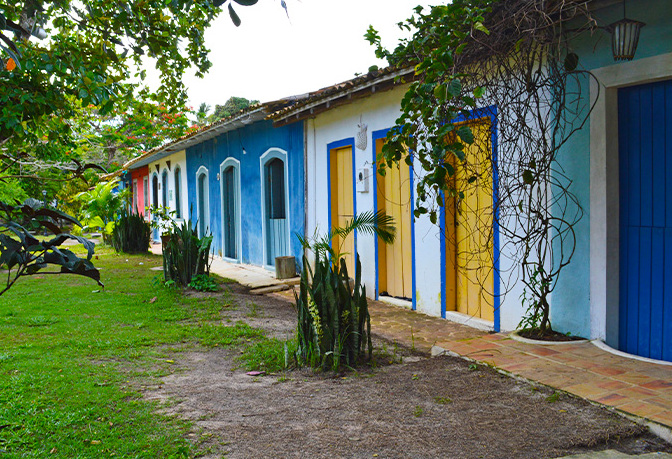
[295,210,395,371]
[75,179,128,244]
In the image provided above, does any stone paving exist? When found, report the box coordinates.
[179,251,672,437]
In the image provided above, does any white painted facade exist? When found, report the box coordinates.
[147,150,189,224]
[305,85,525,331]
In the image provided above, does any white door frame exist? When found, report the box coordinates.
[589,52,672,345]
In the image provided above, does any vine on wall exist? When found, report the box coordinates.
[367,0,600,333]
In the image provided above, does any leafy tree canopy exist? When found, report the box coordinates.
[211,96,259,120]
[75,97,196,170]
[0,0,259,164]
[194,96,259,126]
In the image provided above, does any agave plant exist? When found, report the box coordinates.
[295,210,395,371]
[112,207,151,254]
[162,219,213,287]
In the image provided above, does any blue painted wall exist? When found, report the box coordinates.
[185,119,305,268]
[551,0,672,338]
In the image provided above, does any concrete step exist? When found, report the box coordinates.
[249,284,291,295]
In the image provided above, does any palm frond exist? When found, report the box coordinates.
[332,210,396,245]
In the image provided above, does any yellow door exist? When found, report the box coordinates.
[330,145,356,276]
[376,138,413,299]
[445,118,494,321]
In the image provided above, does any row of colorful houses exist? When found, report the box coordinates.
[113,0,672,363]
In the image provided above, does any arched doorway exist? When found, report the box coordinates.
[261,149,290,268]
[220,159,240,261]
[196,167,209,238]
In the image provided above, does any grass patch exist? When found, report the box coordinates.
[238,337,298,373]
[0,246,265,457]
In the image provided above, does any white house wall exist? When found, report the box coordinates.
[148,150,188,224]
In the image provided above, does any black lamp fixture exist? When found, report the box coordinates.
[608,0,645,61]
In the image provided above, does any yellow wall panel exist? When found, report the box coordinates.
[446,118,494,321]
[330,146,355,276]
[376,139,413,300]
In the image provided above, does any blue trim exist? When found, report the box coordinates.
[440,105,500,330]
[440,199,447,318]
[326,138,356,258]
[371,128,390,300]
[410,160,417,311]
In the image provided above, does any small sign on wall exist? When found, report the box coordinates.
[356,168,369,193]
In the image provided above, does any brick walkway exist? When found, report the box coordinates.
[368,301,672,431]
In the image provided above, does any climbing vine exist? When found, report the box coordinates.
[367,0,599,333]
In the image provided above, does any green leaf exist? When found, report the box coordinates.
[456,125,474,144]
[433,84,447,101]
[473,86,485,98]
[228,4,241,26]
[473,21,490,35]
[522,170,534,185]
[447,79,462,97]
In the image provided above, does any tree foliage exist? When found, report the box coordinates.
[0,199,102,296]
[0,0,260,164]
[195,96,259,126]
[211,96,259,120]
[76,98,195,169]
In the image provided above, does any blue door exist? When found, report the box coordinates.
[618,79,672,361]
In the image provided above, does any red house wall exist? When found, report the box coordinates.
[130,166,149,216]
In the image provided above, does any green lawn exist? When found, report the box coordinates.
[0,247,265,457]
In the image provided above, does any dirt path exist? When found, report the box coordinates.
[146,285,672,458]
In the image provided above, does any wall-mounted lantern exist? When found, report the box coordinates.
[609,18,645,61]
[608,1,645,61]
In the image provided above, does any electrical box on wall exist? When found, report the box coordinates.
[356,168,369,193]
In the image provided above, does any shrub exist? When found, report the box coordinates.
[162,220,212,287]
[187,274,219,292]
[295,252,372,371]
[295,210,395,372]
[112,207,151,254]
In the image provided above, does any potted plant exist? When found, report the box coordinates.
[147,205,176,246]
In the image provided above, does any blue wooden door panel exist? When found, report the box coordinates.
[652,85,666,229]
[664,228,672,362]
[627,89,641,227]
[637,228,652,356]
[619,79,672,361]
[640,87,653,227]
[667,84,672,228]
[650,228,664,360]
